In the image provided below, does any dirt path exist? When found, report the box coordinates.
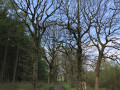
[49,83,65,90]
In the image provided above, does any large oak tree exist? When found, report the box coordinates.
[10,0,62,89]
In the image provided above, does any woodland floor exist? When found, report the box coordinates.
[49,83,65,90]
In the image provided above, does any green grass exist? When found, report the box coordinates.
[0,82,107,90]
[88,88,106,90]
[62,83,106,90]
[88,86,106,90]
[0,81,54,90]
[62,83,77,90]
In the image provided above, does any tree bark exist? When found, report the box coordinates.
[95,56,102,90]
[48,72,50,84]
[76,0,83,89]
[0,32,2,45]
[77,45,83,90]
[13,40,20,82]
[82,74,87,90]
[64,73,67,82]
[95,75,99,90]
[1,38,8,81]
[33,42,39,89]
[33,52,38,89]
[49,65,53,83]
[70,62,75,88]
[82,81,87,90]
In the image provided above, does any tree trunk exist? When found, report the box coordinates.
[60,74,62,82]
[48,72,50,84]
[95,75,99,90]
[95,56,102,90]
[1,38,8,81]
[71,63,75,88]
[76,0,83,88]
[64,73,67,82]
[0,32,2,45]
[82,74,87,90]
[13,40,20,82]
[33,45,39,89]
[77,45,83,90]
[49,65,53,83]
[82,81,87,90]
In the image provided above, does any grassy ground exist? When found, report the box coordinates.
[0,81,55,90]
[88,87,106,90]
[0,82,107,90]
[62,83,77,90]
[62,83,107,90]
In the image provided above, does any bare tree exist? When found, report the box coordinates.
[88,0,120,90]
[43,26,61,83]
[61,44,77,87]
[10,0,62,89]
[57,0,99,89]
[59,31,89,89]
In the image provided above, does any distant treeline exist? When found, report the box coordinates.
[87,61,120,90]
